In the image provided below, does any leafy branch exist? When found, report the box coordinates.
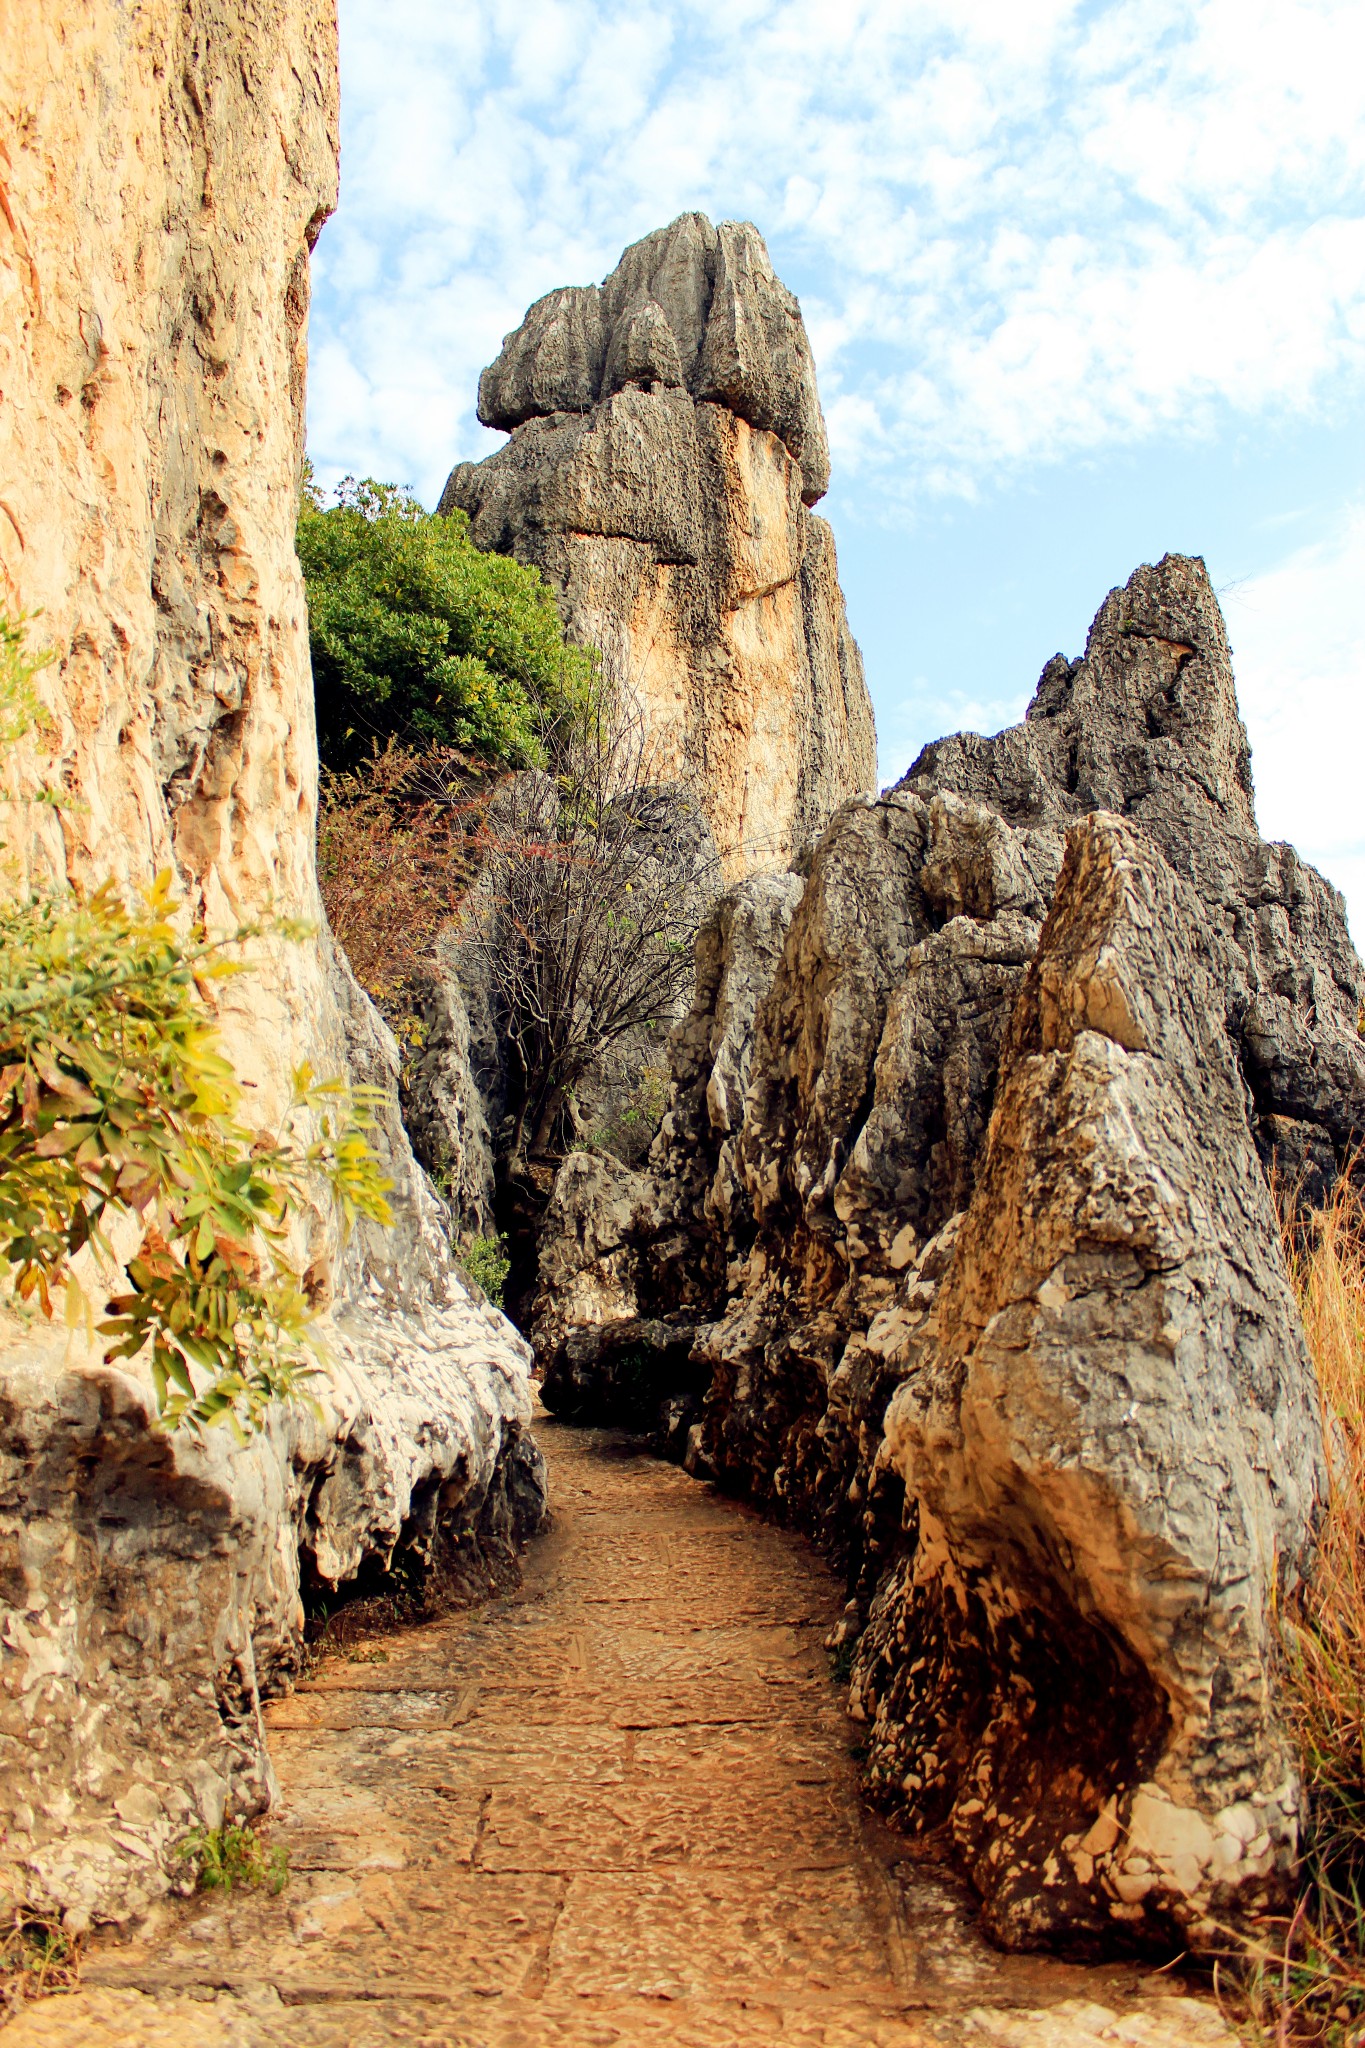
[0,869,392,1436]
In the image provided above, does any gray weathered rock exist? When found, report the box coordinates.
[475,213,830,503]
[440,215,876,876]
[400,956,499,1238]
[535,552,1359,1946]
[859,813,1323,1947]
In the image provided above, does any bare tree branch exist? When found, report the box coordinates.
[454,683,720,1168]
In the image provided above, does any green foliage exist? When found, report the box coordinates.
[458,1231,511,1306]
[177,1823,288,1896]
[0,613,394,1439]
[0,869,393,1435]
[0,613,52,750]
[298,474,597,773]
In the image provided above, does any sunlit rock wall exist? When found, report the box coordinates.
[0,0,543,1929]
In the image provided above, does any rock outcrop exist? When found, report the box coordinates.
[537,553,1362,1947]
[439,214,877,875]
[0,0,544,1928]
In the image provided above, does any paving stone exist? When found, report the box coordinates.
[4,1414,1232,2047]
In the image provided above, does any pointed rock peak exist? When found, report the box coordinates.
[903,551,1257,841]
[1032,552,1256,834]
[476,213,831,504]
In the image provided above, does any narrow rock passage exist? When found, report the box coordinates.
[10,1414,1231,2046]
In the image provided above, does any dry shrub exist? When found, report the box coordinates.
[454,696,719,1167]
[317,744,502,1037]
[1286,1179,1365,1918]
[1230,1170,1365,2043]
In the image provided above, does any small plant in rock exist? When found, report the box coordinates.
[828,1639,857,1686]
[177,1823,289,1896]
[458,1231,511,1305]
[0,1914,81,2007]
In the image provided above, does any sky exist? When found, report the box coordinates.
[307,0,1365,935]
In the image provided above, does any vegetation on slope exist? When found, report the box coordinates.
[316,739,494,1034]
[303,478,709,1172]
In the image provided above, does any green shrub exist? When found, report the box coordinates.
[0,873,393,1435]
[298,474,597,773]
[0,616,393,1438]
[458,1231,511,1306]
[177,1823,288,1896]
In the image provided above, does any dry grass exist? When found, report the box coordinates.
[0,1914,81,2015]
[1230,1171,1365,2044]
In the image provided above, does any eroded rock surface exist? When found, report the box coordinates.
[440,214,877,875]
[538,553,1360,1946]
[0,0,544,1929]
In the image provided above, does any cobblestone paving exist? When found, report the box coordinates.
[6,1413,1233,2045]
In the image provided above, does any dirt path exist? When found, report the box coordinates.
[7,1413,1232,2046]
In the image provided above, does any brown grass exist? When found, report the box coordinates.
[1229,1171,1365,2044]
[0,1914,81,2014]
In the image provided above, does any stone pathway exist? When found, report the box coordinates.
[6,1412,1233,2046]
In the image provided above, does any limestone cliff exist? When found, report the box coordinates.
[536,554,1362,1947]
[0,0,543,1928]
[439,214,877,876]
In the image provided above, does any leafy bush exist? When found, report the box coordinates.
[299,475,597,774]
[0,615,392,1438]
[457,1231,511,1305]
[0,874,393,1434]
[177,1823,288,1896]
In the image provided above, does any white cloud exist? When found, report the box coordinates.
[1222,503,1365,941]
[307,2,1365,944]
[309,0,1365,511]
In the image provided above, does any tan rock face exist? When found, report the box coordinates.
[441,216,877,876]
[0,0,544,1929]
[0,0,334,970]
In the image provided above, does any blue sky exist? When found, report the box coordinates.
[307,0,1365,935]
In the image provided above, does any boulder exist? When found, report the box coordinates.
[440,215,877,877]
[859,813,1323,1947]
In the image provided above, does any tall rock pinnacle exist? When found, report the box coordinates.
[440,214,877,874]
